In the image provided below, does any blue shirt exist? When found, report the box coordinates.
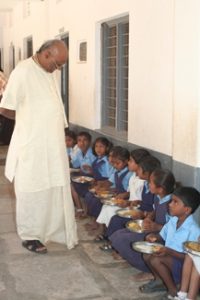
[160,215,200,253]
[71,147,96,171]
[93,156,112,178]
[157,194,172,223]
[109,167,133,191]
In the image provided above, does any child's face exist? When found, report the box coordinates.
[137,166,149,180]
[108,152,115,166]
[77,136,90,152]
[149,174,160,194]
[65,136,75,148]
[128,157,138,173]
[113,158,127,171]
[169,195,190,217]
[95,142,106,157]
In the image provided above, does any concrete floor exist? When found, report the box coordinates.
[0,145,169,300]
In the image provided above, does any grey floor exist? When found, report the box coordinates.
[0,145,166,300]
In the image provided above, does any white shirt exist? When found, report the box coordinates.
[0,58,68,192]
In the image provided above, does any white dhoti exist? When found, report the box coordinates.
[15,178,78,249]
[1,57,78,249]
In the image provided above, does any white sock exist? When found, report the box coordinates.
[177,291,188,300]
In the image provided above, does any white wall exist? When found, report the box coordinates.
[1,0,200,169]
[173,0,200,167]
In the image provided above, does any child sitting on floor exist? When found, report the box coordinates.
[109,168,175,280]
[139,186,200,300]
[81,136,113,181]
[174,236,200,300]
[70,131,96,217]
[65,129,78,163]
[100,155,161,248]
[94,148,150,241]
[84,147,133,231]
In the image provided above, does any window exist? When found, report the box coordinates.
[101,16,129,135]
[24,36,33,59]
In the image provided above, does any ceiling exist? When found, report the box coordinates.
[0,0,43,12]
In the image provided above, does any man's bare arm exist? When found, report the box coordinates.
[0,107,15,120]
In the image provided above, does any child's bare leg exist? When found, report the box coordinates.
[187,265,200,299]
[179,254,193,292]
[70,184,85,217]
[147,255,177,296]
[96,224,105,235]
[71,184,83,209]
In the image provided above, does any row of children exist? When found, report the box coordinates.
[65,129,200,300]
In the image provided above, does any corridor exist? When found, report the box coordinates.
[0,146,166,300]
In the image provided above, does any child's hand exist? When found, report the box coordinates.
[130,200,142,208]
[82,164,92,173]
[145,233,157,243]
[153,246,167,257]
[131,210,144,219]
[117,201,129,208]
[143,218,156,231]
[115,193,126,199]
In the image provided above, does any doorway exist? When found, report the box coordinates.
[60,35,69,120]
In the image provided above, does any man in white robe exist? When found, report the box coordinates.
[0,39,78,253]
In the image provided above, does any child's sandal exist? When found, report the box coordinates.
[139,280,166,293]
[94,234,106,243]
[99,243,113,252]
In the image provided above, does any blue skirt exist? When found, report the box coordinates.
[84,192,103,218]
[110,228,150,272]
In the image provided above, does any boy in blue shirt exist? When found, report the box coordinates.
[139,186,200,300]
[71,131,96,171]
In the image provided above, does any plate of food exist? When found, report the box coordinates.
[126,220,144,233]
[116,208,140,219]
[132,241,164,254]
[101,198,127,206]
[96,191,114,199]
[71,176,94,183]
[184,241,200,257]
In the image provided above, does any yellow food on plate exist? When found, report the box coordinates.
[151,245,162,252]
[128,222,142,231]
[120,210,138,217]
[113,199,127,205]
[187,242,200,252]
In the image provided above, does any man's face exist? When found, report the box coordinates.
[44,45,68,73]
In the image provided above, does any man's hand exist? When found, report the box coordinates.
[0,108,15,120]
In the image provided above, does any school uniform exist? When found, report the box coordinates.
[71,147,96,171]
[92,156,112,180]
[105,181,155,237]
[84,167,133,218]
[160,215,200,283]
[67,144,79,160]
[110,194,171,272]
[96,173,144,227]
[71,147,96,197]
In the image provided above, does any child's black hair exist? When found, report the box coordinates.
[173,186,200,214]
[77,131,92,142]
[151,168,175,194]
[109,146,123,156]
[114,147,130,162]
[130,148,150,164]
[138,155,161,174]
[92,137,113,156]
[65,130,77,142]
